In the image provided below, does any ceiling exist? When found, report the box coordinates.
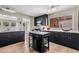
[0,5,77,17]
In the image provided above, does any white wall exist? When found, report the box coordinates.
[48,7,79,31]
[30,16,34,30]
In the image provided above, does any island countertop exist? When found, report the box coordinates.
[29,31,50,35]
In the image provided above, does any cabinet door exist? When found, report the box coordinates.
[0,33,9,47]
[34,14,48,26]
[41,16,48,25]
[54,32,61,43]
[34,17,41,26]
[54,32,72,47]
[54,32,66,44]
[59,32,72,46]
[71,33,79,50]
[49,32,55,42]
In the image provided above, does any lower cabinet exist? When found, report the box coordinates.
[58,32,72,47]
[54,32,61,43]
[0,31,24,47]
[70,33,79,50]
[54,32,70,46]
[49,31,79,50]
[49,32,55,42]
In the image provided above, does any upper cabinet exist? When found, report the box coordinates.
[34,14,48,26]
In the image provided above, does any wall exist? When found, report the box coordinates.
[48,7,79,31]
[30,16,34,30]
[0,10,34,32]
[78,7,79,31]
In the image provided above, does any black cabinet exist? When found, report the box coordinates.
[53,32,73,47]
[54,32,60,43]
[49,32,55,42]
[34,14,48,26]
[29,32,49,53]
[56,32,71,46]
[0,31,24,47]
[49,31,79,50]
[0,33,9,46]
[70,33,79,50]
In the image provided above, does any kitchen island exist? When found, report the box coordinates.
[29,31,50,53]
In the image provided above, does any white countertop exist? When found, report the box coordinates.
[51,30,79,34]
[29,31,49,35]
[30,30,79,34]
[0,30,24,33]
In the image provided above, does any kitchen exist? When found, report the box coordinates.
[0,5,79,53]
